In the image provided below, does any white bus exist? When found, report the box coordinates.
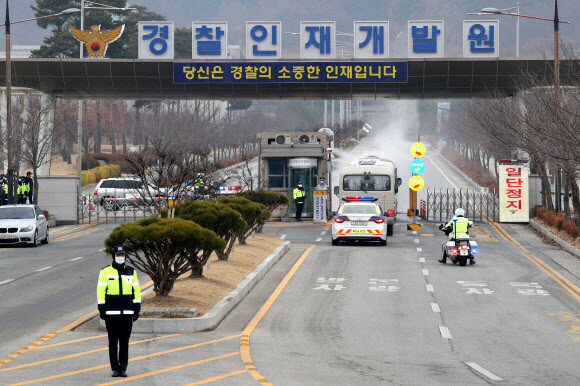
[334,156,401,235]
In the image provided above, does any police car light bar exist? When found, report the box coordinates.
[342,196,378,202]
[230,186,242,190]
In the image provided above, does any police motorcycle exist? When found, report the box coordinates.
[438,215,478,266]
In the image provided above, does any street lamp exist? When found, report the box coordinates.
[471,0,571,213]
[3,2,81,204]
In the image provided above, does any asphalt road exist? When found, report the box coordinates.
[0,220,134,358]
[0,142,579,385]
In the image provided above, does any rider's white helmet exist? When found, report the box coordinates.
[455,208,465,217]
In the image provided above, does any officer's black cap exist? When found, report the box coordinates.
[112,245,126,255]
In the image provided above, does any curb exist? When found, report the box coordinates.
[529,219,580,258]
[103,241,291,333]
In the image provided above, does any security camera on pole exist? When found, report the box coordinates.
[408,140,426,231]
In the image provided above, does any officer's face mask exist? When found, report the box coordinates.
[298,184,303,188]
[114,254,126,265]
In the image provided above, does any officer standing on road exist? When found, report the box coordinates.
[293,181,306,222]
[0,175,7,206]
[23,172,34,204]
[97,246,141,378]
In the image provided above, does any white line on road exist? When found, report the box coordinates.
[426,154,459,189]
[321,231,327,235]
[0,279,14,286]
[417,247,423,252]
[419,257,425,263]
[465,362,503,381]
[316,238,322,242]
[412,230,417,235]
[414,239,420,244]
[280,234,287,240]
[439,326,453,339]
[426,284,434,292]
[422,269,429,276]
[69,256,84,262]
[431,303,441,313]
[36,266,52,272]
[98,248,105,252]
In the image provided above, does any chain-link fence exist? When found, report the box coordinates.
[424,188,499,223]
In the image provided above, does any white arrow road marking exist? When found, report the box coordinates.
[36,266,52,272]
[431,303,441,313]
[439,326,453,339]
[426,284,434,292]
[0,279,14,286]
[69,256,84,262]
[465,362,503,381]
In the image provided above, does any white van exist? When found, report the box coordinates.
[334,156,402,235]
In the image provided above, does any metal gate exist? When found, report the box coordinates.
[425,188,499,223]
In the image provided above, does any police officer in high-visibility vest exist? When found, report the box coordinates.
[24,172,34,204]
[293,181,306,222]
[0,175,7,206]
[97,246,141,377]
[439,208,474,265]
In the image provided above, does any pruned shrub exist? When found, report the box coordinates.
[218,196,270,244]
[105,217,225,297]
[80,164,121,187]
[562,221,580,238]
[166,200,247,274]
[91,152,133,174]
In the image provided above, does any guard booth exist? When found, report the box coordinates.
[258,131,332,221]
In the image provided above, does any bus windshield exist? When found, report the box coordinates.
[343,175,391,191]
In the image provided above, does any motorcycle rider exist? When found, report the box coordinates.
[438,208,474,265]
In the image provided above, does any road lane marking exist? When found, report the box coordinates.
[0,279,14,286]
[439,326,453,339]
[482,213,580,301]
[98,248,105,252]
[412,231,417,234]
[426,284,434,292]
[33,334,107,350]
[419,257,425,263]
[431,303,441,313]
[95,351,241,386]
[422,269,429,276]
[316,238,322,242]
[5,335,240,384]
[414,239,420,244]
[465,362,503,381]
[0,335,181,373]
[35,266,52,272]
[417,247,422,252]
[324,222,332,231]
[321,231,327,235]
[426,154,458,189]
[280,234,287,240]
[180,369,249,386]
[241,245,315,386]
[68,257,84,262]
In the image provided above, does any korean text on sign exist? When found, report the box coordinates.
[498,164,529,223]
[246,22,281,59]
[174,62,408,83]
[138,21,174,59]
[463,20,499,58]
[192,22,228,59]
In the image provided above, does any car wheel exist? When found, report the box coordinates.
[379,238,387,246]
[41,229,49,245]
[387,225,393,236]
[331,238,339,246]
[31,230,39,248]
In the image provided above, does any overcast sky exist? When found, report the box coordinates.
[3,0,578,57]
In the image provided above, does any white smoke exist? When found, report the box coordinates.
[330,100,420,211]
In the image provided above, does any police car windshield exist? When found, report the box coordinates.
[341,204,379,215]
[0,207,35,219]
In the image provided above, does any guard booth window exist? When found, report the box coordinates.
[267,159,287,188]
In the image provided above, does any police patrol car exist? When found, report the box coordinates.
[331,196,387,246]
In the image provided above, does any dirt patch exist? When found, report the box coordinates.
[533,218,580,248]
[142,233,283,315]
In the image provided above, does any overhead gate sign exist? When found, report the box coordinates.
[499,164,529,223]
[174,62,408,83]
